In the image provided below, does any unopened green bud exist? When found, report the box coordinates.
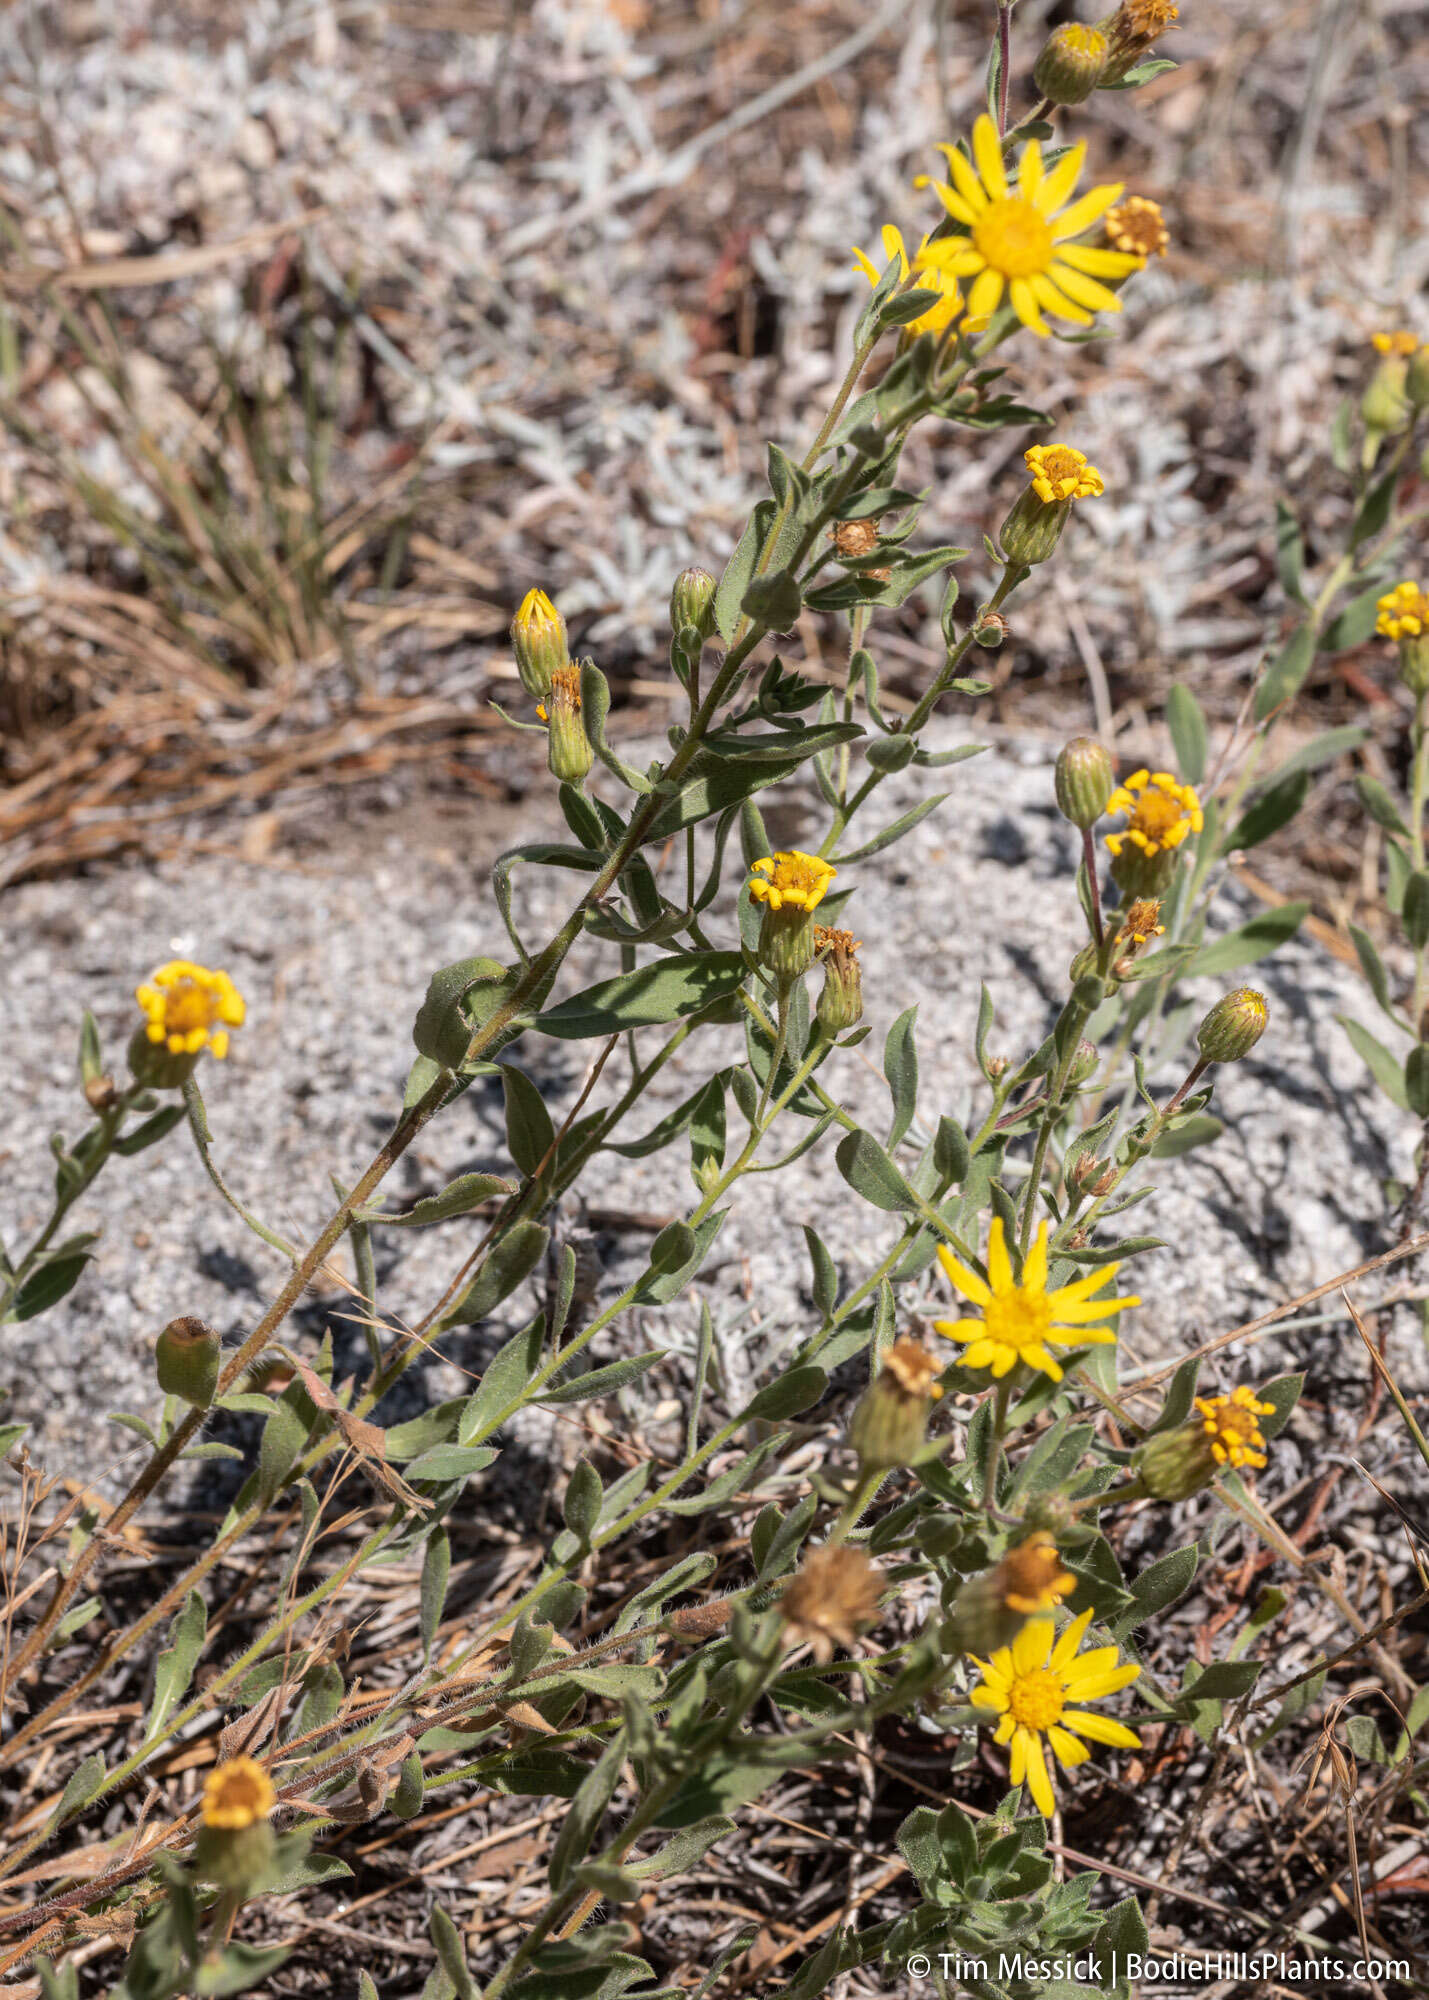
[156,1315,221,1407]
[1362,359,1410,438]
[1196,987,1268,1065]
[543,665,594,787]
[1033,21,1108,103]
[850,1340,943,1471]
[1402,636,1429,698]
[670,566,717,642]
[1134,1422,1213,1502]
[1067,1039,1098,1088]
[815,927,864,1034]
[1055,736,1115,829]
[511,587,569,698]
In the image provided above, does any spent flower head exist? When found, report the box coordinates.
[919,115,1140,336]
[851,1337,943,1469]
[1104,196,1169,260]
[779,1545,883,1663]
[136,962,246,1061]
[970,1610,1140,1816]
[814,925,864,1032]
[852,225,963,337]
[935,1217,1138,1383]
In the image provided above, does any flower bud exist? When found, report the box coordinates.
[670,566,717,642]
[1067,1039,1098,1088]
[748,851,836,983]
[849,1339,943,1471]
[1196,988,1268,1065]
[511,588,569,699]
[1362,359,1411,439]
[942,1531,1075,1657]
[541,665,594,787]
[156,1316,221,1408]
[814,927,864,1033]
[1055,736,1114,829]
[1033,21,1108,103]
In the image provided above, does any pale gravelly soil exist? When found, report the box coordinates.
[3,723,1420,1504]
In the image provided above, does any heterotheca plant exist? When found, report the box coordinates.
[3,7,1415,1996]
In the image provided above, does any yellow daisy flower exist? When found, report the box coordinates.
[852,225,963,337]
[1378,582,1429,641]
[202,1755,276,1830]
[136,961,246,1060]
[1024,443,1104,504]
[1372,330,1419,358]
[1104,769,1203,859]
[1195,1385,1275,1470]
[970,1609,1141,1817]
[934,1217,1138,1382]
[919,114,1141,336]
[747,850,836,914]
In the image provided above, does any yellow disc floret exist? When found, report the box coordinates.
[1372,330,1419,357]
[970,1610,1141,1816]
[1195,1385,1275,1470]
[1378,582,1429,641]
[136,962,246,1060]
[918,114,1141,337]
[1104,769,1203,859]
[852,225,963,337]
[747,850,836,914]
[202,1755,276,1830]
[934,1216,1138,1383]
[1024,444,1105,504]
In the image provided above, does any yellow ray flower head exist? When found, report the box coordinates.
[1024,444,1105,504]
[202,1755,276,1831]
[852,225,963,338]
[1372,330,1419,357]
[1195,1385,1275,1469]
[1378,582,1429,641]
[136,962,246,1060]
[748,851,835,915]
[511,587,569,697]
[748,851,836,982]
[918,114,1141,337]
[1104,195,1169,261]
[970,1609,1141,1817]
[934,1217,1138,1383]
[1105,768,1203,897]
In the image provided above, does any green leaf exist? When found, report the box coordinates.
[1253,623,1315,720]
[1150,1112,1224,1157]
[830,791,951,864]
[714,499,777,643]
[112,1103,186,1155]
[535,953,748,1039]
[1224,769,1310,851]
[359,1172,516,1227]
[1356,773,1412,838]
[11,1251,91,1322]
[1185,902,1308,977]
[503,1063,556,1179]
[883,1007,919,1148]
[580,661,653,793]
[1350,924,1400,1024]
[1116,1546,1197,1632]
[1406,1043,1429,1117]
[1268,724,1368,781]
[421,1526,450,1659]
[1273,498,1307,606]
[1340,1015,1409,1110]
[406,1443,500,1483]
[445,1222,550,1325]
[540,1350,664,1405]
[548,1734,627,1890]
[744,1365,828,1422]
[628,1815,736,1881]
[1256,1370,1303,1439]
[741,569,803,630]
[147,1590,207,1740]
[1166,683,1208,783]
[49,1752,106,1830]
[1405,874,1429,951]
[412,955,515,1069]
[1323,580,1392,652]
[834,1128,920,1212]
[1181,1658,1261,1703]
